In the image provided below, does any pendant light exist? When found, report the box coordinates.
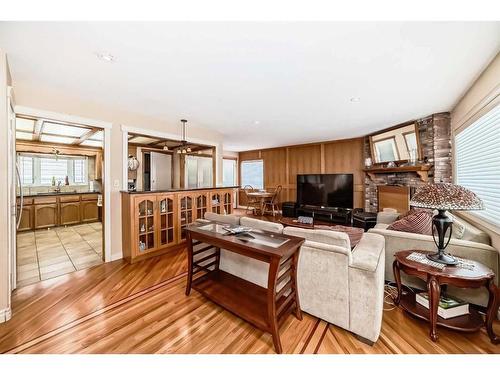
[177,119,191,154]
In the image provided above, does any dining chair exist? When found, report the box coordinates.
[243,185,260,215]
[263,185,282,217]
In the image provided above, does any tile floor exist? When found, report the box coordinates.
[16,222,103,288]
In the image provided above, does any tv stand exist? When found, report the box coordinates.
[296,205,353,226]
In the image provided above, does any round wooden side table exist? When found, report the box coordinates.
[393,250,499,343]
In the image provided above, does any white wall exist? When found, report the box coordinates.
[0,50,11,321]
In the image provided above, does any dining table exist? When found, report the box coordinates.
[246,190,274,215]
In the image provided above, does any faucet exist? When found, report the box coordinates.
[55,181,62,193]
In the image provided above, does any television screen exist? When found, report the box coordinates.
[297,174,353,209]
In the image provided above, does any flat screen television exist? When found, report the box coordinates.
[297,174,353,209]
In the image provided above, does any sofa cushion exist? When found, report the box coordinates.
[452,215,490,245]
[240,216,284,233]
[387,209,433,235]
[204,212,240,225]
[376,211,400,225]
[283,226,351,250]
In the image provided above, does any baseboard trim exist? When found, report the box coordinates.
[0,307,12,323]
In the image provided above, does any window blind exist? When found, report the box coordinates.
[455,104,500,227]
[40,158,68,185]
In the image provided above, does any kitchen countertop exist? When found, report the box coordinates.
[121,186,240,194]
[18,191,101,198]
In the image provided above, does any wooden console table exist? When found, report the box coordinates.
[185,221,305,353]
[393,250,499,344]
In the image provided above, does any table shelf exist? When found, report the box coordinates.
[399,289,484,332]
[193,270,270,330]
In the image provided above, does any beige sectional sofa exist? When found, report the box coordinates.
[200,212,386,343]
[369,212,499,307]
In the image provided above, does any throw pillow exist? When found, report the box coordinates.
[388,209,433,235]
[446,212,466,239]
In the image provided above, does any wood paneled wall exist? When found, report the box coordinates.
[238,137,365,208]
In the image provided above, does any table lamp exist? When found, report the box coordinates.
[409,183,483,265]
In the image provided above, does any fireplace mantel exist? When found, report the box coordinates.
[363,164,433,182]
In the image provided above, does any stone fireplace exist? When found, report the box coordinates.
[364,112,452,212]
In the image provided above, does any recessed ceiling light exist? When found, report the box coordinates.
[96,52,115,62]
[254,121,260,125]
[350,97,361,102]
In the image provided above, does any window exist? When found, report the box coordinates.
[40,158,69,185]
[455,104,500,227]
[17,153,89,186]
[185,155,213,189]
[223,158,237,187]
[241,160,264,189]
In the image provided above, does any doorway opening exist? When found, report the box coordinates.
[15,115,105,287]
[127,132,215,192]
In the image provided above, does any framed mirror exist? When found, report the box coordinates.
[369,123,421,164]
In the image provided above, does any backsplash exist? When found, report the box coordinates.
[364,112,452,212]
[17,184,101,196]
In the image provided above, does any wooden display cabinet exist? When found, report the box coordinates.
[135,195,157,254]
[121,188,237,263]
[209,191,223,214]
[157,194,177,248]
[223,190,233,214]
[178,193,195,242]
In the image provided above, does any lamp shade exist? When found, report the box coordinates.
[410,183,483,211]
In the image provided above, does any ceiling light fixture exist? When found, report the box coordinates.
[163,145,169,151]
[350,97,361,102]
[96,52,115,62]
[176,119,191,154]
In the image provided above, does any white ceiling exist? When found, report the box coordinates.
[1,22,499,151]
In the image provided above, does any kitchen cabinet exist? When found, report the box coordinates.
[18,204,34,232]
[17,194,101,231]
[94,152,103,180]
[60,195,81,226]
[34,204,58,229]
[60,202,81,226]
[81,194,99,223]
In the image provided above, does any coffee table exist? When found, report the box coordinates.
[279,217,364,247]
[393,250,499,343]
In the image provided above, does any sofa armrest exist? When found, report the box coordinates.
[350,233,385,272]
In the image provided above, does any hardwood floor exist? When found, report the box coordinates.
[1,212,499,354]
